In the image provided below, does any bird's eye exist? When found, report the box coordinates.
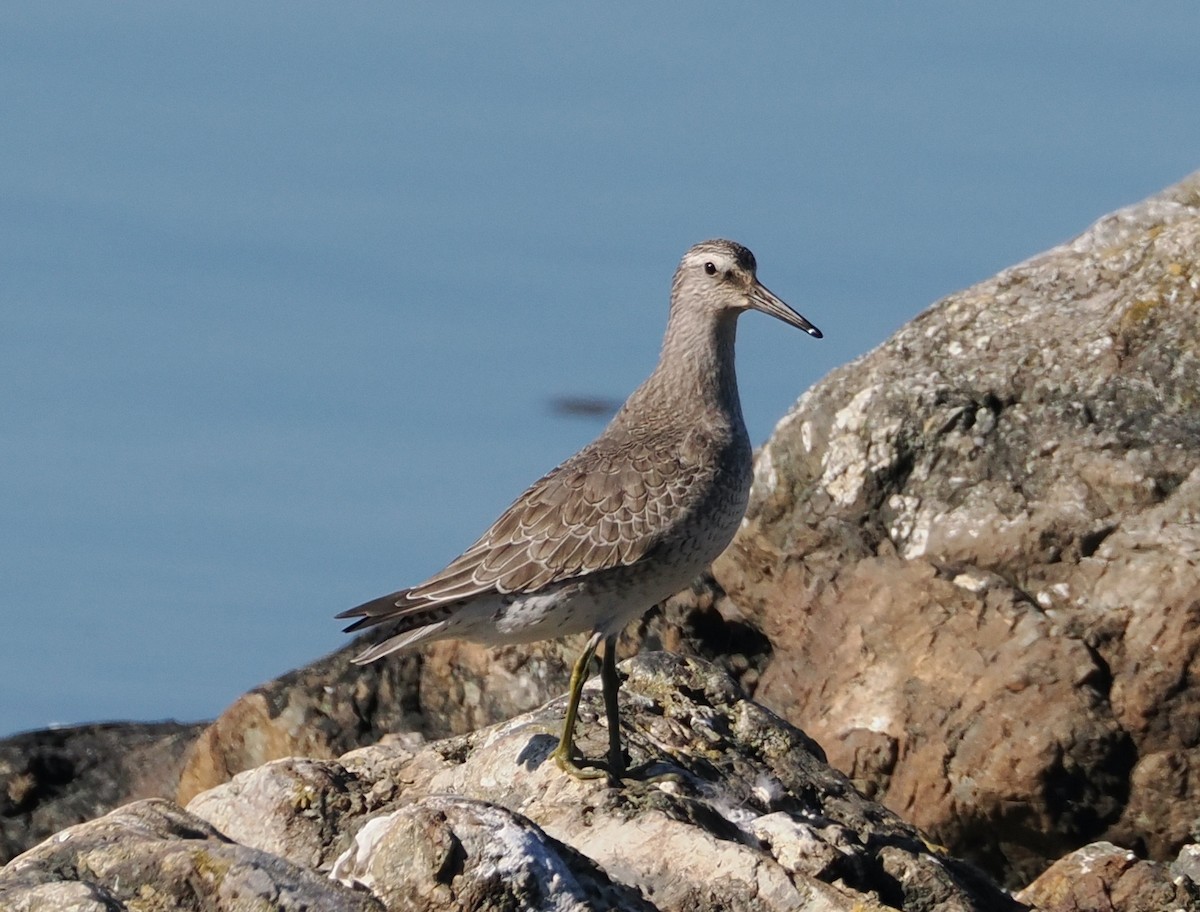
[704,262,717,276]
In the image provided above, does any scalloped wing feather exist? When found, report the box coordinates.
[337,435,704,629]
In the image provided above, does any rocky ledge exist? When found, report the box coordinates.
[1,653,1028,911]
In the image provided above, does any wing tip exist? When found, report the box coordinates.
[334,589,412,628]
[349,620,449,664]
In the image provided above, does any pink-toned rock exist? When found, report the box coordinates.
[1016,841,1199,911]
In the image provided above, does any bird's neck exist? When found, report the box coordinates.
[628,308,745,430]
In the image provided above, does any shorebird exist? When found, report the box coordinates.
[338,239,821,780]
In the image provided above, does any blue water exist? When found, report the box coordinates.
[3,3,1199,736]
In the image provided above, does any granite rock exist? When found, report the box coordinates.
[180,653,1019,912]
[0,797,379,911]
[1,654,1020,910]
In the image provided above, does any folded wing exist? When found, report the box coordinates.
[337,434,701,632]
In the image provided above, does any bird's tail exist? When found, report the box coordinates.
[336,590,456,664]
[348,620,449,664]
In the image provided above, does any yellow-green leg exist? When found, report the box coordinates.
[550,631,608,780]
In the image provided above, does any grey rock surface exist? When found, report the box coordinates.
[2,654,1020,910]
[0,797,379,911]
[717,171,1200,885]
[329,795,655,912]
[182,653,1019,912]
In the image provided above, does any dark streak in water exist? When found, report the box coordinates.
[548,395,621,420]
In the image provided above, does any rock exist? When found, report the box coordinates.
[175,634,579,804]
[1015,840,1200,911]
[0,720,206,865]
[183,652,1020,911]
[715,171,1200,885]
[329,795,655,912]
[0,797,380,911]
[3,653,1019,909]
[187,755,372,872]
[1175,845,1200,887]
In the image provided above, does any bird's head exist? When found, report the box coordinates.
[672,239,822,338]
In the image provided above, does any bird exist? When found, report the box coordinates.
[337,239,821,781]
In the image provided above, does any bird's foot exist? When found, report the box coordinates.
[620,760,685,785]
[551,744,617,784]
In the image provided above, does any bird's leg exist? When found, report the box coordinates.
[551,631,608,780]
[600,635,627,778]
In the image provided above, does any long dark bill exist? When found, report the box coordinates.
[749,281,823,339]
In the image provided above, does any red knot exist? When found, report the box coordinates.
[338,239,822,781]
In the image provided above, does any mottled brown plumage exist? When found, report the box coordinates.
[338,239,821,780]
